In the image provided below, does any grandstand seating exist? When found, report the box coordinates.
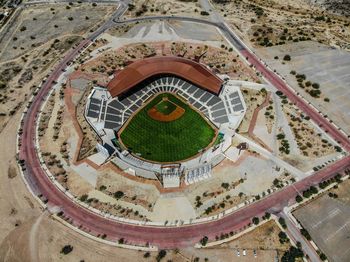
[161,167,182,188]
[185,164,212,185]
[86,76,245,132]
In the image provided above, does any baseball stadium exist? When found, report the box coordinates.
[85,56,246,188]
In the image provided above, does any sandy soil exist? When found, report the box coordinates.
[329,177,350,205]
[219,220,290,251]
[125,0,204,18]
[0,211,291,262]
[0,3,117,61]
[0,3,117,133]
[282,102,337,158]
[238,87,267,133]
[213,0,350,51]
[257,41,350,134]
[81,40,259,83]
[185,153,282,217]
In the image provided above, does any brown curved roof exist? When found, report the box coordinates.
[107,56,223,97]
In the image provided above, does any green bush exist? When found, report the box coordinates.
[200,236,209,246]
[296,195,303,203]
[114,191,124,199]
[61,245,73,255]
[283,54,291,61]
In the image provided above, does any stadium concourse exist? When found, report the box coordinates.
[85,56,247,188]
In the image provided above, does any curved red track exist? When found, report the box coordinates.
[19,39,350,249]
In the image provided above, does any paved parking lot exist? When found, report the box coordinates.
[294,195,350,262]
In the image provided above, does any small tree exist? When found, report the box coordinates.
[200,236,209,246]
[118,238,124,244]
[61,245,73,255]
[283,54,291,61]
[312,83,320,89]
[221,182,229,190]
[114,191,124,199]
[252,217,260,225]
[79,194,88,202]
[264,212,271,220]
[278,217,287,229]
[300,228,311,240]
[319,253,327,261]
[279,232,290,244]
[296,195,303,203]
[156,250,167,262]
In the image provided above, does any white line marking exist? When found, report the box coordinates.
[325,222,350,242]
[312,208,341,228]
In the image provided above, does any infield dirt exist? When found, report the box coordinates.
[147,96,185,122]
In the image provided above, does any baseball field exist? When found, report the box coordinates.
[119,93,216,162]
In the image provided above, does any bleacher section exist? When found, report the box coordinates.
[185,164,212,185]
[85,77,247,188]
[122,152,156,170]
[86,76,246,132]
[161,167,181,188]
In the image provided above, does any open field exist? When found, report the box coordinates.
[257,41,350,134]
[0,3,116,132]
[125,0,204,19]
[120,93,216,162]
[218,220,291,252]
[0,211,291,262]
[213,0,350,51]
[293,178,350,262]
[0,3,117,61]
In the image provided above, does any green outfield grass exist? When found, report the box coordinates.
[119,93,216,162]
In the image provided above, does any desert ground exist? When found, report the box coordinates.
[0,2,117,132]
[0,0,349,261]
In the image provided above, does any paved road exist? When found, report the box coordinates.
[17,3,350,249]
[113,15,245,50]
[89,1,128,40]
[23,0,120,6]
[279,211,322,262]
[198,0,350,150]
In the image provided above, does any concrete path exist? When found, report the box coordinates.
[236,134,305,179]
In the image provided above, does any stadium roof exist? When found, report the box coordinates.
[107,56,224,97]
